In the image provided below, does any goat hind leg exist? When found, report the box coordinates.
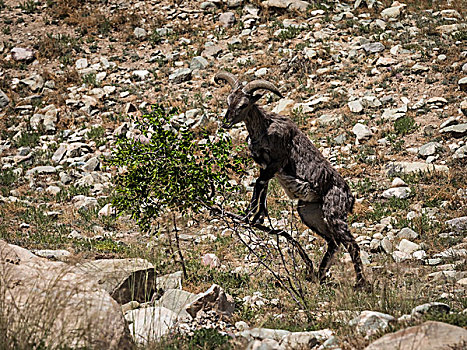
[340,231,368,289]
[297,200,335,282]
[318,238,339,283]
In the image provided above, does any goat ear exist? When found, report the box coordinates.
[250,93,263,104]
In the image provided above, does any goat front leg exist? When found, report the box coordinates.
[248,179,269,224]
[247,164,279,224]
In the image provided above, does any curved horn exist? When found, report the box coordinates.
[242,80,284,98]
[214,71,239,89]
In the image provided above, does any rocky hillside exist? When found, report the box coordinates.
[0,0,466,349]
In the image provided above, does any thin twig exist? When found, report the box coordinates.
[209,206,316,281]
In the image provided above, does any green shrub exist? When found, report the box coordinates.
[394,116,417,136]
[106,105,244,231]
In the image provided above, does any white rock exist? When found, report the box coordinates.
[382,187,411,199]
[134,27,147,39]
[348,100,363,113]
[350,311,395,336]
[392,250,411,262]
[98,203,115,217]
[273,99,295,114]
[125,307,178,344]
[75,58,88,69]
[201,253,220,268]
[413,250,427,260]
[132,70,150,80]
[396,227,418,240]
[398,239,420,254]
[381,4,405,19]
[255,67,269,78]
[391,177,407,187]
[352,123,372,140]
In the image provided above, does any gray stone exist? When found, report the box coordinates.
[20,74,44,92]
[45,185,61,195]
[157,289,197,316]
[411,63,429,73]
[446,216,467,232]
[134,27,147,39]
[98,203,114,217]
[460,100,467,116]
[392,250,411,262]
[361,95,382,108]
[419,142,443,157]
[132,70,150,80]
[154,27,173,37]
[411,302,450,317]
[59,171,72,185]
[364,321,467,350]
[75,58,88,69]
[391,177,407,187]
[280,330,333,348]
[362,42,385,53]
[381,5,405,19]
[440,123,467,137]
[0,89,9,108]
[352,123,372,140]
[334,134,346,144]
[83,157,100,172]
[348,100,363,113]
[381,238,393,254]
[263,0,311,12]
[72,195,98,211]
[32,249,70,261]
[413,250,427,260]
[350,310,395,336]
[458,77,467,91]
[52,144,68,163]
[434,247,467,259]
[169,68,192,83]
[396,227,418,240]
[125,306,178,345]
[382,187,411,199]
[239,328,291,342]
[219,12,236,28]
[255,67,269,78]
[201,2,218,10]
[190,56,209,70]
[156,271,183,291]
[11,47,35,62]
[318,114,342,125]
[246,339,283,350]
[185,284,235,318]
[227,0,243,7]
[26,166,56,177]
[386,161,449,176]
[202,44,222,57]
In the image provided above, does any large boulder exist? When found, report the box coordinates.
[125,306,178,345]
[76,258,156,304]
[364,321,467,350]
[0,241,133,349]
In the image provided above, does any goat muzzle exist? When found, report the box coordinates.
[221,110,234,129]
